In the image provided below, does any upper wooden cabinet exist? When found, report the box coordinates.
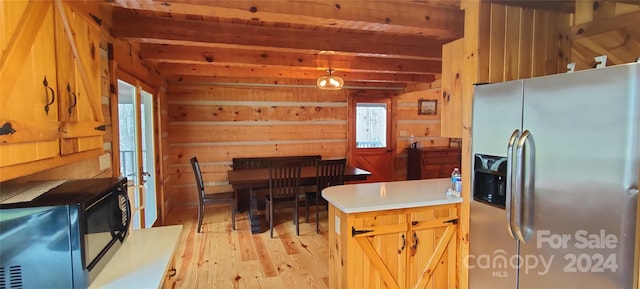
[0,0,104,181]
[0,1,60,168]
[54,1,104,156]
[440,38,464,138]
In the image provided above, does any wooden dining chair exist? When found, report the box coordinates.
[191,156,236,233]
[305,158,346,233]
[264,160,302,238]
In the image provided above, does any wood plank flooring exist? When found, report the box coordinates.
[164,204,330,289]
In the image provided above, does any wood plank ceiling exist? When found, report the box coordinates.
[106,0,640,88]
[106,0,465,89]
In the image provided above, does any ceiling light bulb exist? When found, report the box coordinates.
[317,69,344,90]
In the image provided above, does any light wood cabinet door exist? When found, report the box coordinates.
[0,1,60,167]
[350,210,409,289]
[407,205,458,289]
[0,0,104,181]
[332,204,459,289]
[54,1,104,155]
[440,38,464,138]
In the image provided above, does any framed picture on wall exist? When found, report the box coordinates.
[418,99,437,115]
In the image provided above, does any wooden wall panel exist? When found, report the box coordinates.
[169,124,346,143]
[395,88,450,180]
[168,142,348,164]
[486,3,570,83]
[167,85,347,102]
[168,103,347,122]
[165,84,353,208]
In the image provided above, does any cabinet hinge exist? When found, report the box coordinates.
[0,122,16,136]
[352,227,373,237]
[445,218,459,225]
[90,13,102,26]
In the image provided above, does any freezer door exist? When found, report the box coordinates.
[471,80,524,156]
[470,80,523,289]
[518,63,639,289]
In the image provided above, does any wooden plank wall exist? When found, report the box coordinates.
[395,88,450,180]
[486,3,571,83]
[164,84,351,208]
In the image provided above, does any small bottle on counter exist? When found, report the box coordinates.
[408,134,414,147]
[447,168,461,197]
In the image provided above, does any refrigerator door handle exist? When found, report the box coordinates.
[505,129,520,240]
[515,130,534,243]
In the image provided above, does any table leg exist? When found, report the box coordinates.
[249,189,266,233]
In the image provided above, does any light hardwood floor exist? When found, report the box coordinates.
[165,204,330,289]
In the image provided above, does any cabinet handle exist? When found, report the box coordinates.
[412,232,418,250]
[43,76,55,116]
[168,268,177,277]
[409,231,419,256]
[66,83,77,116]
[400,234,406,251]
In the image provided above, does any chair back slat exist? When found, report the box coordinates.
[316,158,347,192]
[233,155,320,170]
[269,160,302,198]
[190,156,205,204]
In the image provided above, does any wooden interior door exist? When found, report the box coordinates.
[349,95,394,182]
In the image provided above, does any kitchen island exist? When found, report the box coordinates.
[322,178,462,289]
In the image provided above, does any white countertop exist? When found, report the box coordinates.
[322,178,463,213]
[89,225,183,289]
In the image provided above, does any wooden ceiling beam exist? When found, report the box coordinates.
[570,9,640,39]
[139,43,442,74]
[111,9,446,59]
[157,63,436,83]
[111,0,463,39]
[168,75,408,89]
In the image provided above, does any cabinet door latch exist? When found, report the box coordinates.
[444,218,459,225]
[352,227,373,237]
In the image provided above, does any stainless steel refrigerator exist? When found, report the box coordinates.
[469,61,639,289]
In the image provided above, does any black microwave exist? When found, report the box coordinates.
[0,177,131,289]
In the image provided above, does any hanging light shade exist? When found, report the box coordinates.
[317,69,344,90]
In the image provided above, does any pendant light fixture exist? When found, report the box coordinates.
[316,69,344,90]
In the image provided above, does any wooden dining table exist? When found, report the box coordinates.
[227,165,371,233]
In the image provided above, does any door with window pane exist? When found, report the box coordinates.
[351,96,394,182]
[118,79,157,229]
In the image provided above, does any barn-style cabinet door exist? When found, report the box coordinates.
[0,0,104,181]
[0,1,60,168]
[54,0,104,155]
[331,204,459,289]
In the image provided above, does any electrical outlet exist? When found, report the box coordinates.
[99,153,111,170]
[399,130,407,136]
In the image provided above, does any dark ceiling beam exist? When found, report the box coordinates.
[167,75,408,89]
[110,0,464,39]
[139,43,442,74]
[111,8,446,60]
[157,63,436,83]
